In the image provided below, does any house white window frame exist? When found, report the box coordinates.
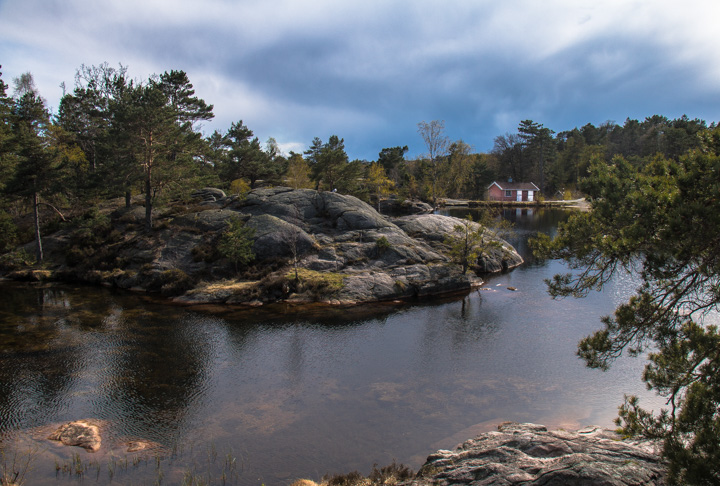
[505,190,512,197]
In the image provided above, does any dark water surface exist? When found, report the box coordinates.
[0,209,663,485]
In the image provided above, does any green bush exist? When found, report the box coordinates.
[217,217,255,273]
[0,249,34,270]
[72,208,112,246]
[376,236,391,256]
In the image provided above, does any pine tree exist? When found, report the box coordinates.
[9,87,58,261]
[532,142,720,484]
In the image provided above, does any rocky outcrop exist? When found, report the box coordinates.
[190,187,227,202]
[393,214,524,272]
[408,422,666,486]
[379,197,433,215]
[5,188,523,306]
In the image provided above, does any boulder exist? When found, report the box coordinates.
[408,422,666,486]
[394,214,524,273]
[191,187,227,202]
[239,187,395,233]
[172,209,240,233]
[379,198,434,215]
[247,214,317,260]
[47,419,103,452]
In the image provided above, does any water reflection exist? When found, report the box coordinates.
[0,209,665,485]
[439,206,570,263]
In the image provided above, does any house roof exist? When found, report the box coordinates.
[488,181,540,191]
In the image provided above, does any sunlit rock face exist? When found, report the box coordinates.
[408,422,666,486]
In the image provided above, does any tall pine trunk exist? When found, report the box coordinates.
[144,134,154,232]
[144,170,152,232]
[33,191,43,263]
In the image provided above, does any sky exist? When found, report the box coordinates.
[2,0,720,161]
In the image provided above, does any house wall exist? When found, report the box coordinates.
[487,185,538,202]
[488,185,516,201]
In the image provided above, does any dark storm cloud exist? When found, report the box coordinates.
[1,0,720,160]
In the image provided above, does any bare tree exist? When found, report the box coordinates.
[13,72,40,98]
[417,120,450,208]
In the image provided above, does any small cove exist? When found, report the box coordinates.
[0,208,664,485]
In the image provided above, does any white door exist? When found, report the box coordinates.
[516,191,522,202]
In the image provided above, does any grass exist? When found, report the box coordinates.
[47,440,242,485]
[290,268,345,293]
[1,445,39,486]
[3,438,406,486]
[191,279,256,294]
[291,460,414,486]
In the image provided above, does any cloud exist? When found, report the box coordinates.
[2,0,720,160]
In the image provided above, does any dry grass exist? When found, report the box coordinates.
[290,460,413,486]
[290,268,345,292]
[192,280,256,293]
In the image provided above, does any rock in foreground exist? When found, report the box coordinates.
[47,420,103,452]
[409,422,666,486]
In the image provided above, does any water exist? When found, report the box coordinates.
[0,208,663,485]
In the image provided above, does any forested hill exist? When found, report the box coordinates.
[0,63,716,265]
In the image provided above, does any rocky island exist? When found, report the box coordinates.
[3,188,523,306]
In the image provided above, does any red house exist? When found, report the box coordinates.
[487,181,540,202]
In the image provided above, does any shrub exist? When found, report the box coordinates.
[376,236,391,256]
[65,246,94,267]
[369,460,413,484]
[217,217,255,273]
[229,179,251,197]
[159,269,194,296]
[0,249,34,271]
[72,208,112,246]
[323,461,413,486]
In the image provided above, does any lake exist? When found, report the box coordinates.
[0,208,663,485]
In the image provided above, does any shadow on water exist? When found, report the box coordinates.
[0,209,664,485]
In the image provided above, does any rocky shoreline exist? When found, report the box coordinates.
[37,420,667,486]
[2,188,523,307]
[407,422,666,485]
[293,422,667,486]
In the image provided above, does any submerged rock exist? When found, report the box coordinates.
[409,422,666,485]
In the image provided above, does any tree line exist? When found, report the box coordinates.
[0,63,716,262]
